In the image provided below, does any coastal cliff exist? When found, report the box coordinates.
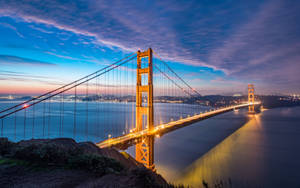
[0,138,173,188]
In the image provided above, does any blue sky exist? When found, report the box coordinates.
[0,0,299,95]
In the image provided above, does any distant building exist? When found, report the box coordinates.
[233,93,242,97]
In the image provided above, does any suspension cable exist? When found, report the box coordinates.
[0,55,136,119]
[153,64,193,97]
[0,52,137,115]
[153,50,201,96]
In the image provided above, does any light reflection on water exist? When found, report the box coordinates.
[154,107,300,187]
[175,114,265,187]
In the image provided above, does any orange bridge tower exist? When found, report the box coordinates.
[248,84,255,113]
[135,48,154,169]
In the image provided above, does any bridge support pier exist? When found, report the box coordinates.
[135,48,154,169]
[136,136,154,169]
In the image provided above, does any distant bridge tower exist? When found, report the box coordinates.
[135,48,154,169]
[248,84,255,113]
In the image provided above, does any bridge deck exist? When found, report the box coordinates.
[96,102,260,149]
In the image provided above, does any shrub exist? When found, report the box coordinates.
[68,154,123,175]
[0,138,16,156]
[12,143,76,165]
[1,138,123,176]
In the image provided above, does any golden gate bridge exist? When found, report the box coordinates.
[0,48,260,170]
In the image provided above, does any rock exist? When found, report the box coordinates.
[78,142,142,169]
[0,138,173,188]
[100,147,142,169]
[17,138,80,152]
[78,141,102,155]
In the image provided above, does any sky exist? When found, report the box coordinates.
[0,0,299,95]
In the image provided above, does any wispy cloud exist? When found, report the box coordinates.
[208,1,300,78]
[0,0,299,94]
[44,51,79,61]
[0,70,50,79]
[0,21,24,38]
[29,24,53,34]
[0,69,64,86]
[0,54,56,66]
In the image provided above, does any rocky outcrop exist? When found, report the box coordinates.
[78,141,142,169]
[0,137,172,188]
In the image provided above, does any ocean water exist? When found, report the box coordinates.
[153,107,300,187]
[2,101,300,187]
[0,101,210,142]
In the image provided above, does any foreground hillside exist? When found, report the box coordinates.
[0,138,173,188]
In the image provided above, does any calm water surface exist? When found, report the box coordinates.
[153,107,300,187]
[1,101,300,187]
[0,101,209,142]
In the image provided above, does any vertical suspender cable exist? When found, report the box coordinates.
[1,118,3,137]
[59,92,62,137]
[32,101,35,138]
[73,85,77,138]
[117,65,119,135]
[14,108,16,140]
[98,75,100,142]
[43,102,45,137]
[24,109,26,139]
[61,90,65,136]
[48,98,51,138]
[86,81,88,141]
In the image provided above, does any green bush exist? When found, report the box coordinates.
[12,143,77,165]
[0,138,123,176]
[0,138,16,156]
[68,154,123,175]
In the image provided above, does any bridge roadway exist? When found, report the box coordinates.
[96,102,260,149]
